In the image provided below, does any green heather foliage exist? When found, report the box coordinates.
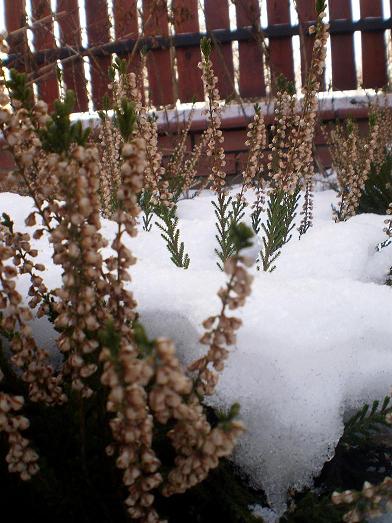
[282,492,345,523]
[359,154,392,215]
[340,397,392,449]
[259,189,300,272]
[6,68,34,110]
[155,204,190,269]
[114,98,137,142]
[213,193,237,271]
[139,189,155,232]
[40,91,90,154]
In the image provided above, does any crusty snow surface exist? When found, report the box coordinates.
[1,188,392,514]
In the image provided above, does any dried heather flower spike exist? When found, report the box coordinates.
[52,145,108,398]
[0,66,64,235]
[0,241,65,405]
[100,328,163,523]
[370,95,392,172]
[189,224,254,396]
[296,11,329,236]
[98,114,122,217]
[128,72,173,212]
[164,103,196,200]
[162,402,245,496]
[0,389,39,481]
[199,38,240,268]
[329,115,379,222]
[1,216,52,318]
[332,477,392,523]
[102,138,168,522]
[241,105,267,193]
[231,105,267,235]
[181,129,210,196]
[148,337,244,499]
[189,254,253,396]
[199,38,226,193]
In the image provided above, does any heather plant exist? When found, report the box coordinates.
[198,37,234,270]
[331,396,392,521]
[257,3,329,271]
[327,115,379,222]
[359,154,392,216]
[88,4,329,276]
[154,204,190,269]
[0,34,260,521]
[358,100,392,216]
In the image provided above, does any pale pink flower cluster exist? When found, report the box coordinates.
[198,52,226,193]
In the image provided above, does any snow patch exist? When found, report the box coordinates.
[1,189,392,513]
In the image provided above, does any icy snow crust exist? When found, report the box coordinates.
[2,188,392,513]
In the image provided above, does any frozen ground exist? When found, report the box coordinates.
[1,187,392,514]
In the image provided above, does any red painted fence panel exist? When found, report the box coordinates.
[360,0,388,88]
[57,0,89,112]
[266,0,295,86]
[329,0,357,91]
[3,0,391,111]
[85,0,111,109]
[235,0,265,98]
[204,0,234,100]
[296,0,326,90]
[142,0,174,106]
[113,0,142,76]
[31,0,58,109]
[4,0,27,69]
[172,0,203,102]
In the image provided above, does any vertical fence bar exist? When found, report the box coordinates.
[266,0,295,86]
[235,0,265,97]
[295,0,318,86]
[142,0,174,106]
[113,0,138,39]
[329,0,356,90]
[85,0,111,109]
[113,0,142,75]
[204,0,235,99]
[172,0,203,102]
[57,0,88,112]
[4,0,27,70]
[31,0,59,108]
[360,0,388,88]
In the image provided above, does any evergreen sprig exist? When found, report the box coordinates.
[259,188,299,272]
[200,37,213,59]
[250,195,264,235]
[39,91,90,154]
[340,396,392,448]
[113,98,136,142]
[230,198,247,230]
[139,190,155,232]
[155,205,190,269]
[316,0,327,15]
[213,192,236,270]
[359,154,392,216]
[6,69,34,110]
[229,222,254,252]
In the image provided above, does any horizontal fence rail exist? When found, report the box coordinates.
[5,18,392,65]
[1,0,392,112]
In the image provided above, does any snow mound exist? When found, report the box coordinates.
[1,189,392,513]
